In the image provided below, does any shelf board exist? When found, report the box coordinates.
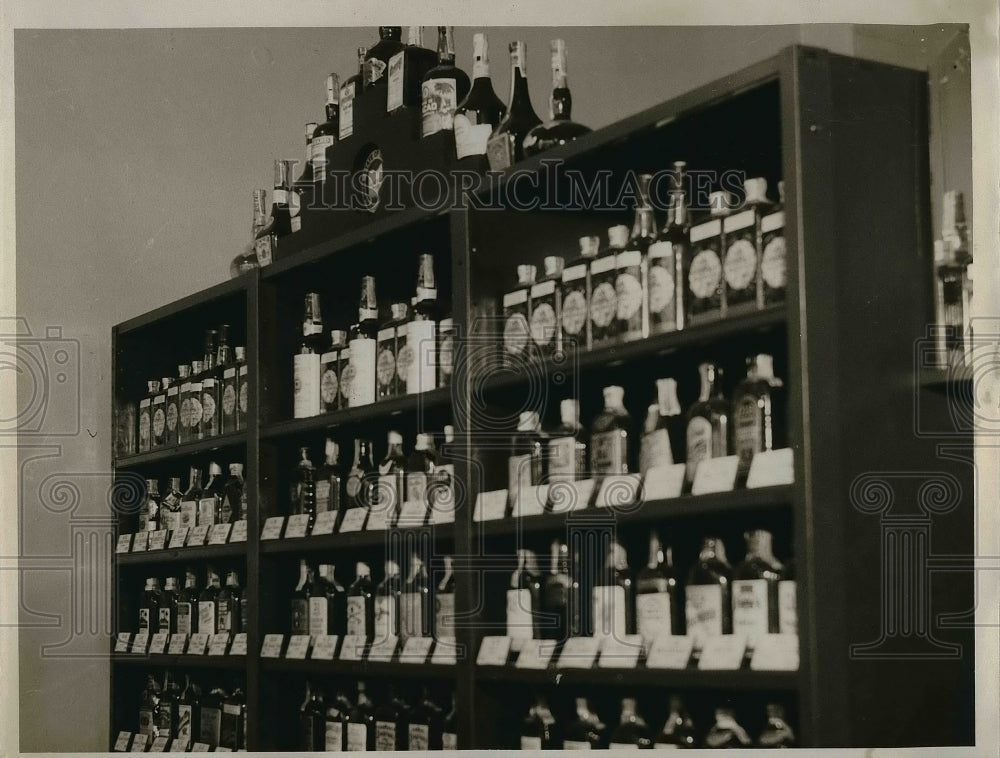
[260,387,454,439]
[115,273,254,336]
[261,657,458,679]
[117,542,247,566]
[476,664,797,691]
[115,431,248,467]
[919,364,974,393]
[111,653,249,669]
[261,523,454,555]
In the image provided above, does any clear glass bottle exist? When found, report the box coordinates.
[345,681,376,751]
[198,565,222,635]
[179,466,202,531]
[230,190,263,278]
[374,559,402,642]
[655,695,697,748]
[315,436,342,519]
[685,537,733,644]
[346,438,377,514]
[138,674,162,737]
[309,75,339,189]
[640,377,683,475]
[502,264,537,365]
[294,293,324,419]
[347,276,379,407]
[561,235,599,354]
[218,463,244,525]
[454,32,507,169]
[159,576,179,634]
[636,530,679,641]
[166,368,183,444]
[293,121,317,190]
[405,433,437,520]
[521,695,559,749]
[198,461,225,527]
[347,561,375,640]
[542,538,571,641]
[530,255,564,359]
[732,529,783,646]
[564,697,606,749]
[508,548,542,641]
[547,399,587,484]
[703,706,752,749]
[616,175,656,343]
[756,703,796,748]
[487,41,542,170]
[590,385,634,476]
[685,362,730,487]
[722,177,767,315]
[649,160,690,332]
[139,577,161,633]
[216,570,242,636]
[732,353,784,482]
[321,330,348,413]
[590,226,628,347]
[175,568,199,638]
[290,559,312,637]
[401,552,430,640]
[523,38,591,157]
[420,26,470,138]
[608,698,652,749]
[592,539,634,638]
[508,411,547,516]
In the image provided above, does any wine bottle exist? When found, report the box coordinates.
[761,180,787,307]
[220,681,246,751]
[685,362,730,487]
[685,537,733,644]
[608,698,652,748]
[179,466,202,531]
[640,377,683,475]
[138,674,162,738]
[523,38,591,157]
[198,566,222,635]
[140,478,160,533]
[291,446,316,530]
[310,75,339,188]
[293,292,324,419]
[319,564,348,636]
[732,528,783,646]
[590,385,634,476]
[401,552,431,640]
[293,121,317,189]
[435,555,456,639]
[454,32,507,169]
[314,436,342,522]
[138,379,157,452]
[299,681,325,751]
[159,576,179,634]
[420,26,470,138]
[508,549,542,641]
[648,161,689,332]
[732,353,784,482]
[347,561,375,640]
[407,688,443,750]
[404,433,437,522]
[722,177,768,315]
[346,438,377,515]
[592,539,634,638]
[654,695,697,748]
[291,559,312,637]
[198,461,224,527]
[636,530,679,641]
[547,398,587,485]
[502,264,537,365]
[487,41,542,170]
[139,577,161,633]
[216,571,242,636]
[307,563,334,638]
[200,330,221,438]
[324,690,353,751]
[386,26,437,112]
[175,568,199,638]
[375,559,402,642]
[347,276,378,407]
[155,671,180,740]
[176,675,200,746]
[219,463,244,524]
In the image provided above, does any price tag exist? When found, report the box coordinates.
[431,636,458,665]
[747,448,795,488]
[168,527,189,549]
[148,530,168,551]
[642,463,686,502]
[368,635,398,662]
[150,736,170,752]
[149,632,169,655]
[115,534,133,554]
[429,504,455,525]
[338,634,367,661]
[597,634,643,669]
[547,478,596,513]
[114,632,132,653]
[476,635,512,666]
[169,738,189,753]
[698,634,747,670]
[596,474,642,508]
[515,639,557,669]
[229,633,248,656]
[691,455,740,496]
[260,634,285,658]
[311,510,338,536]
[208,634,230,656]
[167,635,188,655]
[186,525,210,547]
[130,733,149,752]
[114,731,133,751]
[284,514,311,539]
[750,634,800,671]
[286,634,311,659]
[187,633,209,656]
[365,507,389,531]
[132,631,149,654]
[132,531,149,552]
[557,637,601,669]
[229,519,248,542]
[208,523,232,545]
[216,748,232,752]
[190,742,210,752]
[311,634,339,660]
[515,485,548,518]
[645,634,694,669]
[260,516,285,540]
[339,508,368,533]
[399,636,434,664]
[397,501,428,527]
[474,489,508,522]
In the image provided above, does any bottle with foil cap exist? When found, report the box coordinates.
[732,352,784,482]
[508,411,547,516]
[590,385,634,475]
[502,264,537,365]
[547,398,587,484]
[310,74,339,189]
[722,177,768,315]
[640,377,683,475]
[760,180,786,307]
[591,226,628,347]
[685,362,729,487]
[686,189,729,323]
[562,235,599,353]
[487,41,542,170]
[523,38,592,158]
[648,161,689,333]
[386,26,437,113]
[530,255,564,358]
[454,31,506,169]
[320,330,348,413]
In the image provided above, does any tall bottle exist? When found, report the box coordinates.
[151,379,168,449]
[590,226,628,348]
[347,276,378,407]
[247,188,273,270]
[561,235,599,353]
[138,674,162,737]
[685,537,733,645]
[161,477,183,533]
[166,369,182,444]
[300,681,325,751]
[138,577,161,633]
[138,379,158,452]
[254,159,299,264]
[179,466,202,531]
[593,540,634,638]
[347,561,375,640]
[654,695,697,748]
[608,698,652,749]
[346,439,377,514]
[636,531,679,640]
[542,539,571,641]
[407,687,443,750]
[155,671,180,740]
[686,190,729,323]
[325,689,354,751]
[420,26,470,138]
[200,331,221,439]
[508,548,542,641]
[547,399,587,485]
[198,462,225,527]
[487,41,542,170]
[315,436,343,519]
[649,161,690,332]
[756,703,796,748]
[508,411,546,515]
[216,571,242,636]
[339,47,366,141]
[312,564,347,637]
[521,696,559,749]
[454,32,507,168]
[291,559,312,637]
[176,674,201,746]
[197,566,222,635]
[293,121,318,190]
[159,576,179,634]
[590,385,634,476]
[231,189,265,277]
[139,478,160,533]
[309,75,339,189]
[378,431,407,519]
[187,363,205,443]
[405,433,437,521]
[703,706,752,749]
[732,353,784,482]
[294,293,324,419]
[291,446,316,529]
[374,559,402,642]
[345,681,377,751]
[523,38,591,157]
[760,181,787,307]
[220,682,246,751]
[685,362,730,487]
[640,377,683,475]
[407,254,439,395]
[400,553,430,640]
[616,174,656,343]
[365,27,404,85]
[386,26,437,112]
[375,685,410,751]
[219,463,244,525]
[321,330,348,412]
[235,346,249,431]
[732,529,783,646]
[435,555,456,639]
[175,568,200,638]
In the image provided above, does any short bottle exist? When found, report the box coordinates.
[590,385,635,476]
[564,697,606,749]
[756,703,796,748]
[139,577,161,633]
[640,377,683,475]
[428,425,456,520]
[703,706,752,749]
[374,559,402,642]
[454,32,507,169]
[636,530,680,641]
[320,330,348,412]
[685,362,730,487]
[502,264,537,364]
[347,561,375,640]
[547,399,587,485]
[521,696,559,749]
[420,26,470,138]
[523,38,591,157]
[732,529,783,647]
[508,548,542,641]
[151,379,168,448]
[722,177,768,315]
[685,537,733,644]
[732,353,784,482]
[609,697,653,749]
[655,695,697,748]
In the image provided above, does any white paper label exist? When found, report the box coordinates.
[698,634,747,670]
[346,598,368,637]
[454,113,493,159]
[149,631,169,654]
[732,578,770,644]
[310,634,338,660]
[187,524,209,546]
[724,238,758,290]
[260,634,284,658]
[515,639,557,669]
[374,596,397,640]
[747,448,795,488]
[230,633,248,656]
[474,489,507,522]
[339,508,368,533]
[208,523,231,545]
[689,249,722,299]
[285,514,311,539]
[476,635,512,666]
[187,632,209,655]
[179,501,198,530]
[400,635,434,663]
[406,319,436,395]
[645,634,695,669]
[114,732,133,751]
[229,519,247,542]
[642,463,686,502]
[115,534,132,553]
[691,455,739,495]
[168,634,188,655]
[421,77,458,136]
[386,51,404,112]
[339,82,355,139]
[598,634,643,668]
[636,593,673,640]
[779,580,797,634]
[311,510,337,535]
[347,723,368,751]
[368,635,397,662]
[750,633,799,670]
[293,352,321,418]
[326,721,344,751]
[168,527,189,549]
[685,584,724,644]
[408,724,430,751]
[286,634,311,659]
[339,634,366,661]
[260,516,285,540]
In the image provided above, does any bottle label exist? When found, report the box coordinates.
[219,496,233,524]
[689,248,722,299]
[592,584,627,637]
[647,256,676,316]
[503,313,530,355]
[734,394,763,471]
[640,429,673,473]
[548,437,579,482]
[422,77,458,136]
[724,238,757,291]
[346,596,368,636]
[321,361,339,410]
[374,595,397,638]
[395,343,413,384]
[685,417,713,482]
[291,598,309,636]
[220,705,241,750]
[254,235,273,267]
[217,602,233,633]
[158,607,171,631]
[454,113,493,159]
[438,331,454,383]
[386,51,404,111]
[486,132,513,171]
[176,602,192,635]
[408,724,429,751]
[326,720,344,751]
[200,706,221,746]
[376,721,397,751]
[293,352,321,418]
[779,579,797,634]
[139,607,151,630]
[564,740,593,750]
[222,384,236,418]
[530,302,557,347]
[166,400,179,435]
[732,578,769,642]
[310,135,335,184]
[346,722,367,751]
[508,452,534,495]
[138,707,155,736]
[590,281,617,328]
[685,584,724,642]
[590,430,626,476]
[429,463,455,514]
[339,82,355,140]
[521,736,543,750]
[164,510,181,533]
[376,346,396,388]
[406,472,428,505]
[179,501,198,530]
[435,592,455,638]
[188,393,203,433]
[315,480,331,513]
[238,367,249,414]
[177,705,193,740]
[198,600,216,634]
[308,597,328,636]
[761,236,787,289]
[443,732,458,750]
[138,407,151,448]
[506,588,535,638]
[636,592,673,638]
[562,288,587,338]
[349,338,377,407]
[615,269,643,321]
[152,405,166,440]
[401,592,424,638]
[198,497,217,526]
[202,391,216,428]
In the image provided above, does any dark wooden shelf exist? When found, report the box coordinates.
[115,274,255,336]
[261,657,458,679]
[115,431,248,467]
[260,523,454,555]
[111,653,249,669]
[920,365,974,392]
[117,542,247,566]
[476,664,798,691]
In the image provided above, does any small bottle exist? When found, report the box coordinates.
[176,674,201,745]
[291,559,313,637]
[757,703,796,748]
[616,175,656,343]
[508,411,546,515]
[640,377,683,475]
[139,478,160,533]
[608,698,653,749]
[166,369,183,444]
[592,540,634,638]
[508,548,542,641]
[722,177,768,315]
[231,190,263,277]
[310,74,339,188]
[686,190,729,323]
[365,27,404,85]
[198,566,222,635]
[401,552,431,640]
[375,559,402,641]
[648,162,689,333]
[547,399,587,484]
[175,568,199,637]
[179,466,202,531]
[314,564,347,637]
[347,561,375,640]
[139,577,161,633]
[521,696,559,749]
[404,433,437,520]
[502,264,537,365]
[562,235,599,353]
[386,26,437,112]
[542,539,571,641]
[685,362,730,487]
[235,347,249,430]
[346,439,377,514]
[294,293,324,419]
[347,276,379,407]
[345,681,376,751]
[299,682,325,751]
[779,558,797,635]
[420,26,470,138]
[198,462,225,527]
[703,706,752,749]
[159,576,179,634]
[320,330,348,412]
[407,687,443,750]
[590,226,628,347]
[636,531,679,641]
[291,446,316,529]
[655,695,697,748]
[248,188,273,269]
[219,463,244,524]
[454,31,507,169]
[487,41,542,170]
[564,697,606,749]
[522,38,591,157]
[375,685,410,751]
[590,385,634,476]
[732,353,784,482]
[685,537,733,645]
[151,379,168,448]
[138,379,158,452]
[216,571,242,636]
[339,47,366,140]
[760,181,787,307]
[314,436,342,518]
[732,529,783,647]
[530,255,564,358]
[435,555,456,639]
[160,477,183,533]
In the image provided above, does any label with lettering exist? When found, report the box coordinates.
[521,736,542,750]
[346,597,368,637]
[564,740,592,750]
[130,733,149,752]
[590,431,625,476]
[778,579,797,634]
[150,631,169,654]
[698,634,747,670]
[132,531,148,552]
[208,523,231,545]
[685,417,713,483]
[230,633,248,656]
[506,588,535,639]
[685,584,724,644]
[169,738,189,753]
[486,131,513,171]
[179,500,198,531]
[557,636,601,669]
[747,448,795,489]
[732,578,770,644]
[186,632,208,655]
[724,237,757,291]
[168,633,188,655]
[376,721,397,752]
[310,134,335,184]
[691,455,739,496]
[645,634,695,670]
[197,601,216,635]
[435,592,455,639]
[168,527,188,549]
[199,705,221,748]
[148,530,168,550]
[636,592,673,640]
[339,82,355,139]
[454,112,493,159]
[285,634,311,659]
[150,736,170,753]
[115,534,132,553]
[176,706,194,743]
[285,514,310,539]
[400,635,434,663]
[260,634,284,658]
[260,516,285,540]
[208,634,230,656]
[187,524,209,546]
[516,638,557,669]
[339,507,367,533]
[561,286,587,343]
[114,632,131,653]
[421,77,458,136]
[598,634,643,669]
[761,211,787,292]
[750,633,799,671]
[409,724,430,751]
[114,732,133,751]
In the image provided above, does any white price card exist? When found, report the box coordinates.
[691,455,740,496]
[338,508,368,533]
[148,530,168,551]
[750,634,800,671]
[747,448,795,488]
[229,633,248,656]
[186,633,209,656]
[168,527,189,549]
[431,636,458,665]
[365,507,389,531]
[208,523,232,545]
[132,632,149,654]
[645,634,694,670]
[698,634,747,670]
[557,637,601,669]
[149,632,169,655]
[229,519,248,542]
[150,736,170,752]
[642,463,686,502]
[167,635,188,655]
[129,733,149,752]
[515,639,557,669]
[168,738,189,753]
[400,636,434,664]
[311,510,338,536]
[397,500,428,527]
[310,635,339,660]
[285,634,311,659]
[216,748,232,752]
[115,534,133,553]
[368,636,398,662]
[476,635,512,666]
[132,531,149,552]
[597,634,644,669]
[260,516,285,540]
[260,634,285,658]
[429,502,455,525]
[114,731,133,751]
[114,632,132,653]
[208,634,230,656]
[338,634,367,661]
[515,485,548,518]
[285,514,311,539]
[190,742,210,752]
[186,525,210,547]
[596,474,642,509]
[473,489,507,522]
[546,478,595,514]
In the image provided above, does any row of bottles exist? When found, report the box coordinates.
[135,566,246,637]
[501,174,785,362]
[137,672,246,750]
[520,695,794,749]
[134,463,246,533]
[292,254,451,418]
[506,530,795,645]
[299,681,456,751]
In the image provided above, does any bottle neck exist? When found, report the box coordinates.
[746,531,777,563]
[647,534,663,569]
[666,190,688,230]
[436,27,454,65]
[508,50,530,110]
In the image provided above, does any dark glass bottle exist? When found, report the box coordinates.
[314,563,347,636]
[324,690,353,751]
[508,548,543,641]
[345,681,376,751]
[636,530,679,640]
[486,41,542,170]
[590,385,635,476]
[756,703,796,748]
[256,159,298,255]
[386,27,437,111]
[197,566,222,635]
[608,698,653,748]
[299,681,325,751]
[649,161,690,332]
[542,539,571,641]
[454,31,507,169]
[521,695,560,749]
[420,26,470,138]
[219,463,244,524]
[347,561,375,640]
[139,478,159,533]
[199,461,225,527]
[779,558,797,635]
[365,27,404,85]
[346,439,377,513]
[508,411,547,515]
[732,353,784,482]
[685,362,730,487]
[294,292,323,419]
[175,568,199,637]
[216,570,242,636]
[176,674,200,746]
[732,529,783,645]
[760,181,787,307]
[685,537,733,644]
[161,476,183,533]
[379,430,407,520]
[291,446,316,530]
[589,226,628,348]
[310,437,340,523]
[339,47,367,141]
[179,466,202,532]
[404,433,437,522]
[523,38,591,157]
[155,671,180,739]
[290,559,312,637]
[139,577,161,633]
[138,674,161,737]
[547,399,587,485]
[309,74,339,189]
[592,540,634,638]
[655,695,697,748]
[374,559,402,642]
[616,174,656,343]
[435,555,456,639]
[400,552,430,640]
[704,706,752,749]
[442,693,458,750]
[375,685,409,751]
[293,121,317,190]
[220,681,246,751]
[231,191,264,278]
[199,685,227,749]
[407,688,443,750]
[564,697,606,749]
[159,576,179,634]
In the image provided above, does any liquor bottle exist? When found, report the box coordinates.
[198,566,222,635]
[300,681,325,751]
[487,41,542,170]
[175,568,199,637]
[235,346,249,430]
[521,696,559,749]
[202,331,221,439]
[254,159,299,264]
[139,577,161,633]
[685,363,729,489]
[198,462,225,527]
[219,463,244,525]
[407,255,438,395]
[437,315,455,388]
[390,303,411,400]
[294,293,324,419]
[292,446,317,530]
[321,330,348,412]
[386,26,437,113]
[166,370,182,444]
[523,38,591,157]
[312,564,347,636]
[347,276,378,407]
[508,548,542,641]
[187,361,204,442]
[564,697,606,749]
[778,558,797,635]
[378,431,407,518]
[562,235,599,353]
[428,424,456,520]
[703,706,752,749]
[757,703,796,748]
[407,688,443,750]
[138,674,162,737]
[732,353,784,482]
[377,319,399,401]
[648,160,690,332]
[593,539,634,638]
[217,571,242,636]
[404,433,437,520]
[346,438,377,514]
[345,681,377,751]
[159,477,182,534]
[374,559,402,642]
[138,380,158,453]
[636,530,679,641]
[640,377,683,475]
[179,467,202,531]
[530,255,564,358]
[542,539,571,641]
[760,180,786,307]
[375,685,409,751]
[502,264,537,365]
[454,32,507,168]
[291,559,312,637]
[155,672,180,739]
[325,689,353,751]
[216,325,235,433]
[139,478,160,532]
[569,540,589,637]
[152,379,168,448]
[685,537,733,644]
[176,366,192,445]
[590,226,628,348]
[159,576,179,634]
[231,189,265,277]
[176,674,201,746]
[293,122,317,190]
[339,47,367,141]
[687,190,729,323]
[442,693,458,750]
[732,529,783,646]
[309,75,339,190]
[315,436,343,518]
[347,561,376,639]
[508,411,546,515]
[609,698,653,749]
[616,174,656,343]
[401,552,430,640]
[722,177,767,315]
[435,554,455,639]
[366,27,404,85]
[590,385,634,476]
[655,695,697,748]
[548,399,587,485]
[420,26,470,138]
[220,683,246,751]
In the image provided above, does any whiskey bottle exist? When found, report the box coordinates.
[407,256,438,395]
[757,703,796,748]
[219,463,244,525]
[420,26,470,138]
[188,360,205,441]
[138,380,158,453]
[255,159,299,259]
[547,399,587,484]
[400,552,430,640]
[590,227,628,348]
[198,566,222,635]
[590,385,634,476]
[654,695,697,748]
[542,538,571,641]
[523,38,591,157]
[608,698,653,749]
[199,686,226,749]
[640,377,683,475]
[685,537,733,644]
[616,177,656,343]
[308,75,338,190]
[325,689,353,751]
[198,462,224,527]
[139,478,160,532]
[138,577,161,633]
[722,177,767,315]
[235,347,248,430]
[347,561,375,640]
[375,560,402,642]
[429,424,456,520]
[219,683,246,751]
[176,674,200,746]
[159,576,179,634]
[152,379,168,448]
[176,366,193,445]
[564,697,606,749]
[166,370,182,444]
[366,27,404,85]
[293,122,318,190]
[375,685,409,751]
[502,264,536,365]
[442,693,458,750]
[778,559,797,635]
[175,568,199,637]
[161,477,182,533]
[508,548,542,641]
[346,438,377,514]
[530,255,564,359]
[386,27,437,113]
[314,564,347,636]
[320,330,348,412]
[290,559,312,637]
[391,303,410,400]
[732,529,783,646]
[179,466,202,531]
[291,446,316,529]
[138,675,161,737]
[218,345,237,439]
[636,530,679,641]
[345,681,377,751]
[760,181,786,307]
[216,571,242,636]
[508,411,546,515]
[454,32,507,169]
[408,688,443,750]
[294,293,324,419]
[347,276,378,407]
[339,47,366,141]
[561,235,599,353]
[732,353,783,482]
[687,190,729,323]
[703,706,751,748]
[376,320,399,401]
[300,681,325,751]
[155,672,180,739]
[685,362,729,487]
[649,161,690,332]
[487,41,542,170]
[315,436,343,518]
[521,696,559,749]
[569,541,588,637]
[404,433,437,520]
[592,540,634,638]
[435,555,455,639]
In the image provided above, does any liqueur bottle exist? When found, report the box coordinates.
[139,478,160,533]
[608,698,653,749]
[220,683,246,751]
[530,255,564,359]
[176,674,201,746]
[487,41,542,170]
[404,433,437,521]
[246,188,272,271]
[198,462,224,527]
[376,317,399,401]
[435,555,456,639]
[325,689,354,751]
[198,566,222,635]
[760,181,787,307]
[542,539,571,641]
[347,561,376,640]
[685,362,730,487]
[219,463,244,525]
[309,75,339,189]
[346,438,377,514]
[636,530,679,641]
[407,688,443,750]
[648,160,690,332]
[230,189,265,277]
[138,379,158,453]
[165,370,182,444]
[175,568,200,638]
[732,529,783,646]
[561,235,599,353]
[732,353,784,482]
[592,539,634,639]
[454,32,507,169]
[374,559,402,642]
[321,330,348,412]
[686,190,729,323]
[521,696,559,749]
[254,159,299,264]
[345,681,376,751]
[293,293,324,419]
[313,564,347,637]
[400,552,431,640]
[616,174,656,343]
[508,549,543,641]
[138,577,161,633]
[339,47,367,141]
[290,559,312,637]
[159,576,179,634]
[365,27,404,85]
[347,276,379,407]
[155,672,180,740]
[437,316,456,388]
[639,377,683,475]
[654,695,697,748]
[722,177,767,315]
[161,477,183,533]
[508,411,546,515]
[502,264,537,365]
[138,675,162,737]
[187,361,204,442]
[428,425,456,520]
[375,685,410,751]
[547,399,587,484]
[757,703,797,748]
[179,466,202,532]
[685,537,733,644]
[564,697,606,749]
[590,385,634,476]
[177,367,194,445]
[420,26,470,138]
[216,571,242,636]
[386,26,437,112]
[703,706,752,749]
[590,226,628,347]
[300,682,325,751]
[215,325,235,434]
[151,379,168,448]
[291,446,316,529]
[391,303,411,399]
[523,38,591,156]
[315,436,343,519]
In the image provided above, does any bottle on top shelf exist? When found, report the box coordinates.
[655,695,697,748]
[291,559,313,637]
[293,121,317,191]
[420,26,470,138]
[547,398,587,485]
[231,190,263,277]
[386,27,437,113]
[254,159,299,266]
[542,538,571,641]
[374,559,402,641]
[177,366,195,445]
[347,276,379,408]
[400,552,430,639]
[454,31,507,168]
[508,548,542,641]
[704,706,752,749]
[686,189,730,323]
[722,177,768,315]
[648,160,690,332]
[757,703,796,748]
[198,566,222,635]
[685,362,730,487]
[636,530,680,640]
[590,226,628,348]
[201,329,221,438]
[685,536,733,644]
[345,681,376,751]
[199,462,225,527]
[339,47,367,141]
[138,577,161,633]
[293,293,324,419]
[640,377,683,475]
[732,353,784,482]
[309,75,339,189]
[365,27,404,86]
[487,41,542,170]
[502,264,537,365]
[175,568,200,638]
[592,539,634,638]
[179,466,202,531]
[523,38,591,157]
[530,255,564,359]
[761,180,787,307]
[521,695,559,749]
[616,174,656,343]
[608,698,652,749]
[561,234,599,353]
[564,697,606,749]
[590,385,634,477]
[347,561,375,640]
[732,528,783,646]
[508,411,546,515]
[315,436,343,520]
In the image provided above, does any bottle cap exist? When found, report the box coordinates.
[191,361,204,374]
[209,462,223,476]
[621,697,638,712]
[177,365,191,379]
[517,411,540,431]
[388,431,403,445]
[160,378,172,389]
[516,264,537,286]
[602,385,625,409]
[414,433,432,450]
[439,317,454,331]
[148,380,161,393]
[934,239,947,263]
[390,302,409,322]
[655,378,682,416]
[559,399,579,426]
[709,190,731,216]
[443,424,455,443]
[579,235,600,258]
[330,329,348,347]
[325,438,338,458]
[543,256,564,279]
[744,177,768,205]
[326,73,340,103]
[385,560,400,576]
[607,225,630,249]
[235,347,246,361]
[229,463,244,476]
[356,561,370,576]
